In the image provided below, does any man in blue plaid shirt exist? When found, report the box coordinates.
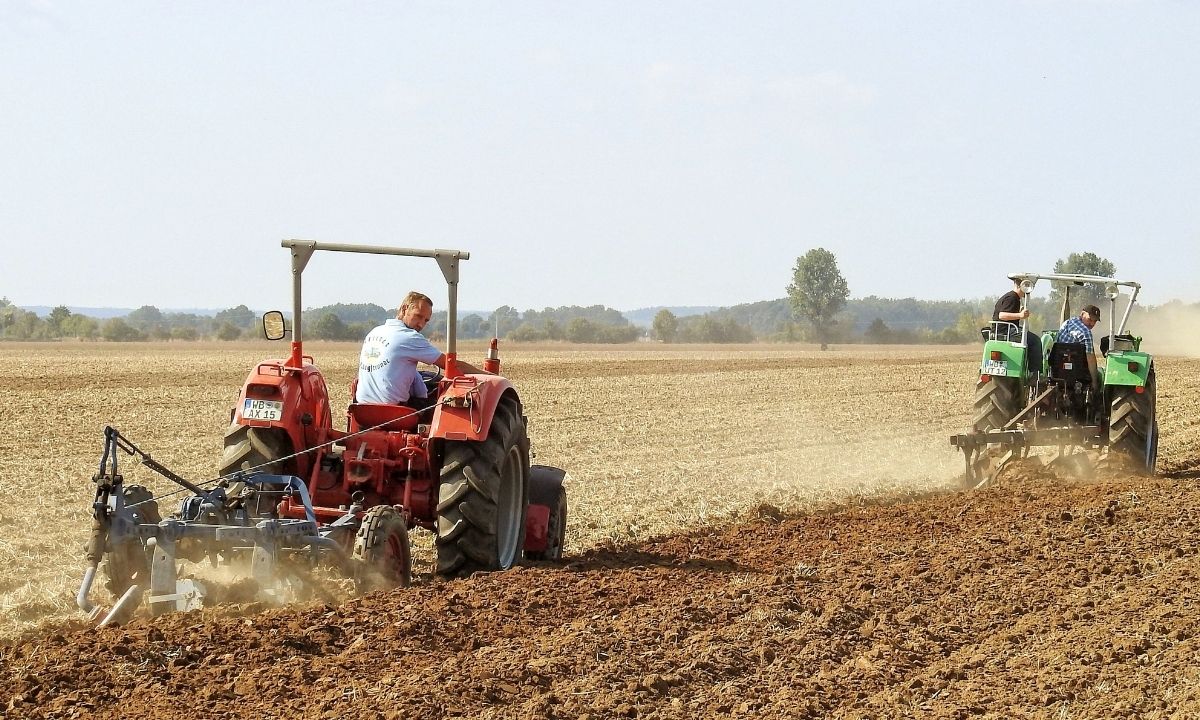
[1058,304,1101,352]
[1057,304,1101,384]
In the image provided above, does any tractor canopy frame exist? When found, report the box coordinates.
[1004,271,1142,348]
[278,240,471,372]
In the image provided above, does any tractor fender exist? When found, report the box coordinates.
[430,376,520,442]
[1103,352,1152,388]
[231,358,333,466]
[979,339,1027,380]
[524,465,567,556]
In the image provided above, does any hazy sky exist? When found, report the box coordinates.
[2,1,1198,313]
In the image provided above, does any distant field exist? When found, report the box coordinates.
[1,340,1196,639]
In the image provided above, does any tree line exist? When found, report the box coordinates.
[294,303,643,344]
[0,300,261,342]
[3,252,1184,345]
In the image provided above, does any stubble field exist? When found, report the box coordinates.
[2,341,1199,718]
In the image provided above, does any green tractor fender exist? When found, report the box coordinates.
[979,338,1028,381]
[1102,350,1152,389]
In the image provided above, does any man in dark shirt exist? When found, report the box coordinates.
[992,277,1042,373]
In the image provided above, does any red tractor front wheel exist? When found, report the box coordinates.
[352,505,412,591]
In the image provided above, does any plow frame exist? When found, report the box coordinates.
[80,427,359,623]
[950,425,1104,488]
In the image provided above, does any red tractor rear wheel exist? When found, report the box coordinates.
[436,397,529,576]
[219,423,295,477]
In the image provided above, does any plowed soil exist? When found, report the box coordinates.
[2,343,1199,718]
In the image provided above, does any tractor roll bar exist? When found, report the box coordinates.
[1006,272,1143,350]
[281,240,470,369]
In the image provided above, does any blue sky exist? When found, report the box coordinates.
[2,1,1198,313]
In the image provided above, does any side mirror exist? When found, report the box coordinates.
[262,311,287,341]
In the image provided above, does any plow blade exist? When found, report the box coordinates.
[950,426,1102,489]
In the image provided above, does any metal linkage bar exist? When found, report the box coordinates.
[100,425,217,502]
[1002,386,1058,430]
[950,426,1102,450]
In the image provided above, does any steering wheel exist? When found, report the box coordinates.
[419,366,444,395]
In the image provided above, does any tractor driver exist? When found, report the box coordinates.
[356,291,487,408]
[1057,304,1102,386]
[993,277,1042,373]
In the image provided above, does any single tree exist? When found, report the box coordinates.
[47,305,73,336]
[787,248,850,350]
[651,309,678,343]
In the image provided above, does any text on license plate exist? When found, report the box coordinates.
[982,359,1008,376]
[243,398,283,421]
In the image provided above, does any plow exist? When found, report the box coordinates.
[78,241,568,624]
[951,272,1158,488]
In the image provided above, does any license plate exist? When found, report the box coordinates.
[243,398,283,421]
[982,359,1008,376]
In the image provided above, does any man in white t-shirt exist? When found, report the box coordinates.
[356,291,486,406]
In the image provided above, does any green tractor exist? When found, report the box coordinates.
[951,273,1158,486]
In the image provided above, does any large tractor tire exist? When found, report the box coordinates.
[526,466,567,562]
[219,422,295,478]
[102,485,161,599]
[352,505,412,591]
[436,397,529,577]
[964,376,1021,489]
[972,376,1020,432]
[1105,369,1157,475]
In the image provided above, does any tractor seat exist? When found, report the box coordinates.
[1047,342,1092,388]
[347,403,420,433]
[1100,333,1137,356]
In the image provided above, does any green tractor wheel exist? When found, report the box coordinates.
[1105,368,1157,475]
[965,376,1021,488]
[972,376,1020,432]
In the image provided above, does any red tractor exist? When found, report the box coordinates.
[224,240,567,583]
[79,240,565,622]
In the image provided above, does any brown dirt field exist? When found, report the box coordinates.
[1,341,1199,718]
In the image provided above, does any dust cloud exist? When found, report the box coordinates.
[1134,302,1200,358]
